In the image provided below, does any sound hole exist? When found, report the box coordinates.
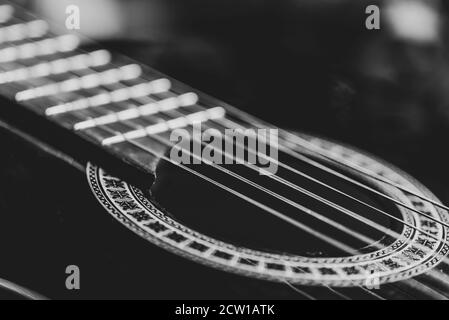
[151,152,405,258]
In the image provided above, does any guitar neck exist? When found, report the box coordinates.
[0,2,240,181]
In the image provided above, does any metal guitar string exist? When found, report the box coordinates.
[64,85,449,268]
[3,8,449,235]
[168,105,445,240]
[98,112,449,262]
[96,121,426,299]
[223,106,449,217]
[97,123,385,299]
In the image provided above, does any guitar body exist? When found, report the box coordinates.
[2,1,449,300]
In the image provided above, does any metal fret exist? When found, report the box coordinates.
[101,107,226,146]
[0,27,226,157]
[0,6,227,176]
[73,92,199,130]
[0,19,49,44]
[0,50,111,84]
[0,4,13,24]
[15,64,142,101]
[0,34,79,63]
[44,78,172,116]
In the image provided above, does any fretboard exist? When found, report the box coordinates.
[0,3,248,178]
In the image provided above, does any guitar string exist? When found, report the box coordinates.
[97,120,446,299]
[68,98,412,300]
[222,106,449,214]
[70,123,359,300]
[160,106,449,287]
[37,69,448,298]
[132,71,449,232]
[2,12,449,234]
[283,282,317,300]
[32,62,449,267]
[138,109,448,258]
[97,122,386,300]
[51,79,443,260]
[0,5,444,300]
[41,69,430,294]
[283,130,449,213]
[95,96,446,294]
[102,114,449,262]
[7,47,446,248]
[166,105,445,241]
[36,89,378,298]
[60,81,449,267]
[7,52,448,249]
[72,79,446,296]
[3,0,449,230]
[215,115,449,230]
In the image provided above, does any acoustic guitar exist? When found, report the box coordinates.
[1,1,449,300]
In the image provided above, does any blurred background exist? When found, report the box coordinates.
[23,0,449,197]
